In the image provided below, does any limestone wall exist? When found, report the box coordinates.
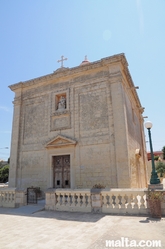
[9,54,147,191]
[123,84,148,188]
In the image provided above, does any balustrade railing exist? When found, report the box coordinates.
[0,188,26,208]
[101,189,147,215]
[45,189,92,212]
[0,188,16,208]
[45,188,149,215]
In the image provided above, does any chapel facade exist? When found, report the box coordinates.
[9,54,148,191]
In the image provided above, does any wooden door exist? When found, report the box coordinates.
[53,155,70,188]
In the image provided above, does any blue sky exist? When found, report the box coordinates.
[0,0,165,160]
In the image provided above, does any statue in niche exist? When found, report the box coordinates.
[57,96,66,111]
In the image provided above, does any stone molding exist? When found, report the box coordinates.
[45,134,77,148]
[9,54,128,91]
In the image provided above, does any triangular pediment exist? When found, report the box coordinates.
[45,135,77,148]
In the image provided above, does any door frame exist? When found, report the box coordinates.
[48,151,74,189]
[53,155,70,189]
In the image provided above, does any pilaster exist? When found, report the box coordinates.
[111,78,130,188]
[9,88,22,187]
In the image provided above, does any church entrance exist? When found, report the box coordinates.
[53,155,70,188]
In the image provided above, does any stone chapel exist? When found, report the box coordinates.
[9,53,148,191]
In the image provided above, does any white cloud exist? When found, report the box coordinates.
[0,106,10,112]
[136,0,144,34]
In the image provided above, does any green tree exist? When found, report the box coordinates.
[154,155,159,161]
[0,165,9,183]
[162,146,165,160]
[156,161,165,177]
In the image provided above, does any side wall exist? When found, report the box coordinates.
[123,86,148,187]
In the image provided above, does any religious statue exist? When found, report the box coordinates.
[57,96,66,110]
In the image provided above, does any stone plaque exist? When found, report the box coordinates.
[51,112,70,131]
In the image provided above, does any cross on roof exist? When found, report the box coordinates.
[57,55,67,68]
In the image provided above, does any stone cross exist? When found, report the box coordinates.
[57,55,67,68]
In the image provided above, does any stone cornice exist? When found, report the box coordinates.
[8,53,143,112]
[123,66,143,112]
[9,82,23,91]
[9,53,127,92]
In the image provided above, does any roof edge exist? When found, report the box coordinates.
[8,53,127,91]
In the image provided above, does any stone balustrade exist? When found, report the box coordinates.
[45,188,151,215]
[0,188,16,208]
[45,189,92,212]
[101,189,147,215]
[1,187,164,216]
[0,188,26,208]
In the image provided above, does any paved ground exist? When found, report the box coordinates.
[0,200,165,249]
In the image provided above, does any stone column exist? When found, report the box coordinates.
[9,86,22,188]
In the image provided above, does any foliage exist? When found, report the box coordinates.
[156,161,165,177]
[154,155,159,161]
[162,146,165,160]
[0,165,9,183]
[147,190,165,201]
[92,184,105,189]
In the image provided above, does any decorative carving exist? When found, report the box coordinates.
[45,135,76,148]
[50,114,70,131]
[57,96,66,111]
[52,110,69,116]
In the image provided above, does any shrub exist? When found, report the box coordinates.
[0,165,9,183]
[156,161,165,177]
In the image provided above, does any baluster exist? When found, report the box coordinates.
[77,194,81,207]
[8,192,11,202]
[5,192,8,202]
[66,194,70,207]
[60,193,62,206]
[126,194,132,210]
[107,194,111,208]
[86,193,91,207]
[81,193,85,207]
[110,194,115,209]
[133,194,139,210]
[2,192,4,202]
[115,194,120,210]
[62,193,66,206]
[71,193,75,207]
[120,194,125,209]
[75,194,78,206]
[102,194,107,208]
[139,194,145,209]
[56,193,60,207]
